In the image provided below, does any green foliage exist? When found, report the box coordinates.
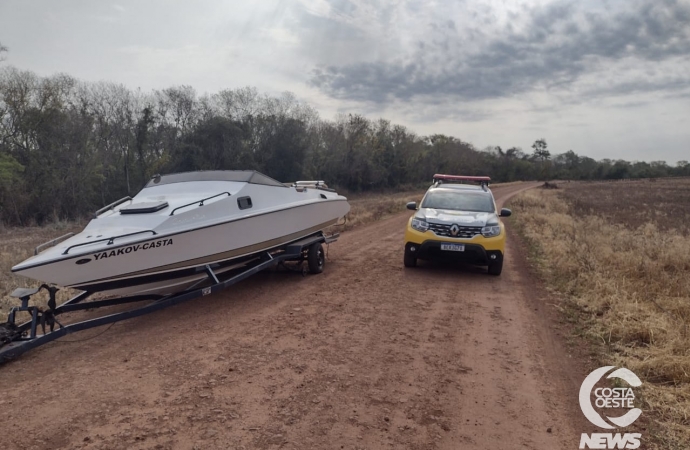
[0,153,23,186]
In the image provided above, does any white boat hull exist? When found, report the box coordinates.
[12,171,350,296]
[15,200,346,294]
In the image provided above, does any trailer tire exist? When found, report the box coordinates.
[308,243,325,274]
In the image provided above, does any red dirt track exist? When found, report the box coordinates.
[0,182,585,450]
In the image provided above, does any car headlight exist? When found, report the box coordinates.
[411,218,429,232]
[481,225,501,237]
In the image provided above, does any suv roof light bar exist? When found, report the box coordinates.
[432,174,491,188]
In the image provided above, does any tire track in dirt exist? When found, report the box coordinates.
[0,182,584,450]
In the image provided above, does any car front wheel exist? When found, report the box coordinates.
[404,248,417,267]
[488,258,503,276]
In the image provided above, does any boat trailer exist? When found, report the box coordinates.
[0,232,337,364]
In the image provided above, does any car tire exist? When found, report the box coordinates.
[488,258,503,276]
[308,243,325,274]
[404,248,417,267]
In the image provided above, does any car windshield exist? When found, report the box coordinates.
[421,191,495,213]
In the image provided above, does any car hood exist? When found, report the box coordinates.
[416,208,497,227]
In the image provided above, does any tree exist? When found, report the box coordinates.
[0,152,24,223]
[213,86,261,121]
[0,42,7,62]
[1,64,678,225]
[676,160,690,176]
[341,114,371,190]
[563,150,579,168]
[531,139,551,180]
[260,117,308,182]
[169,116,248,172]
[505,147,523,159]
[607,160,631,179]
[531,139,550,161]
[134,106,154,181]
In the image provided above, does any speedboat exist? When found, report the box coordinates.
[12,170,350,296]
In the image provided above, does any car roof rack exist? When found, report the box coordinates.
[432,174,491,190]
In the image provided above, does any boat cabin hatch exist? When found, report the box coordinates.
[120,201,169,214]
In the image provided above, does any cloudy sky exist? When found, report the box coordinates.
[1,0,689,162]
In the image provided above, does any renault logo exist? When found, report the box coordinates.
[450,224,460,236]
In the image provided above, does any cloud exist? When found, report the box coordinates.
[262,27,301,46]
[308,0,690,103]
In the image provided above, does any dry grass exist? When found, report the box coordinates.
[331,189,425,232]
[0,221,84,321]
[510,181,690,449]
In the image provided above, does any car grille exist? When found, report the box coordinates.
[428,223,482,238]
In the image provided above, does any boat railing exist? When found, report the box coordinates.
[292,181,336,192]
[93,196,133,218]
[62,230,158,255]
[169,191,231,216]
[34,232,75,255]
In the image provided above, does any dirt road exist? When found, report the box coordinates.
[0,182,586,450]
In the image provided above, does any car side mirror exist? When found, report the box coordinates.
[499,208,512,217]
[406,201,418,211]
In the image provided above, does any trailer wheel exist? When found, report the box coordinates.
[308,243,325,274]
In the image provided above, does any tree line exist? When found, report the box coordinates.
[0,65,688,225]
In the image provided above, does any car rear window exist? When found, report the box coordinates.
[421,190,495,213]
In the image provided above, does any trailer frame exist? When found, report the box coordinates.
[0,232,337,364]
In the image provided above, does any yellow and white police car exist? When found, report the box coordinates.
[403,174,511,275]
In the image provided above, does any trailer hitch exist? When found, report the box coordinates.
[0,285,63,348]
[0,321,20,346]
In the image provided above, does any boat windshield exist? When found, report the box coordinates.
[144,170,286,188]
[421,191,495,213]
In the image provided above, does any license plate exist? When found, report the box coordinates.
[440,243,465,252]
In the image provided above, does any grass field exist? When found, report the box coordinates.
[561,180,690,235]
[510,179,690,449]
